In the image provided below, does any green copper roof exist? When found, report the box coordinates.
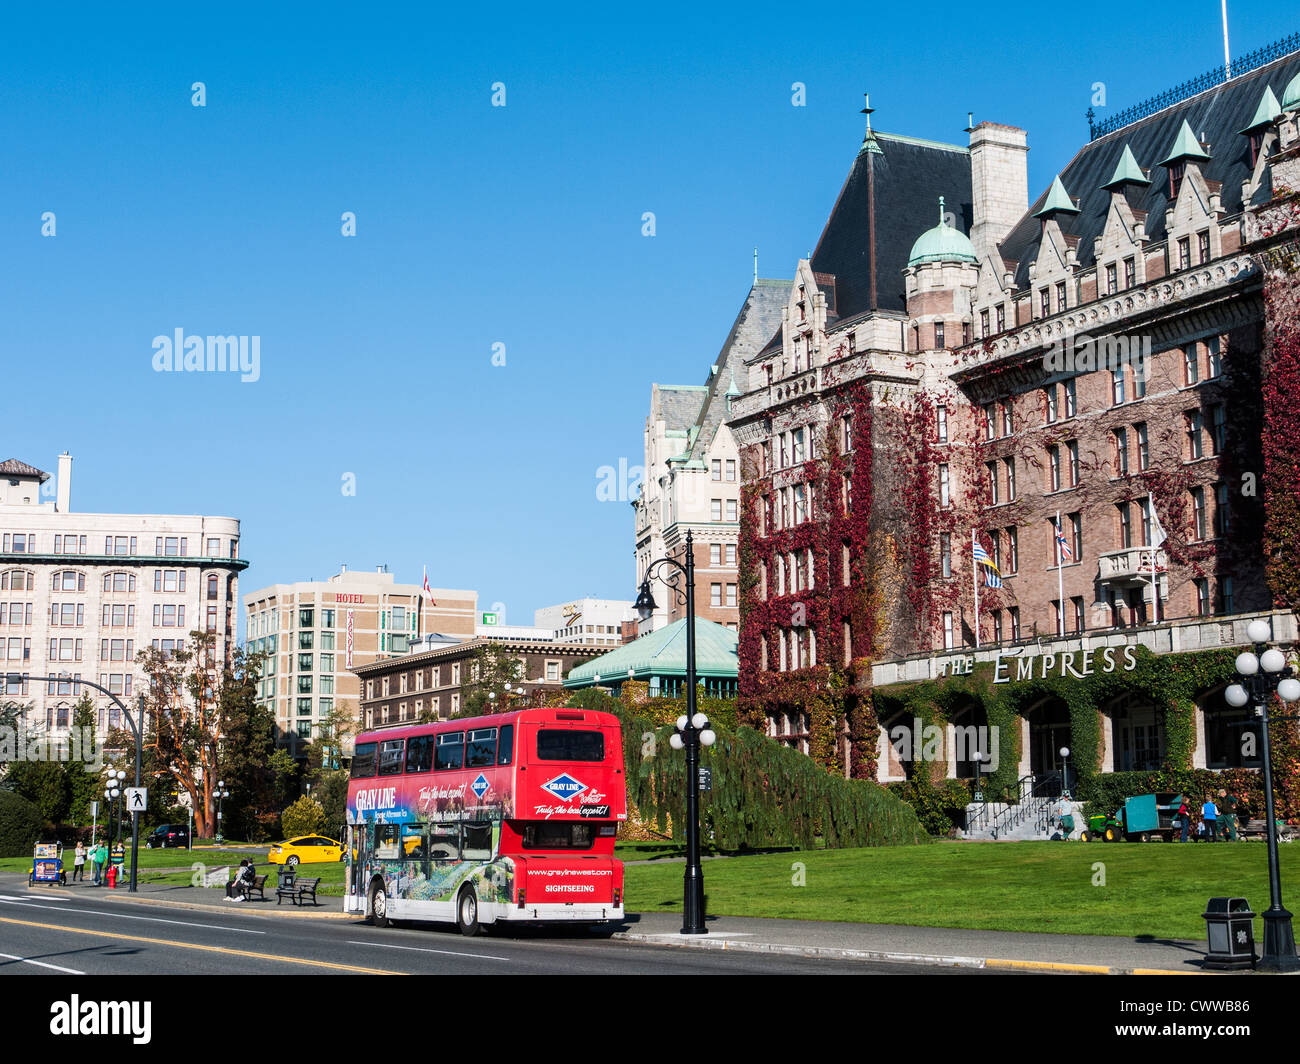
[563,616,739,686]
[1282,72,1300,112]
[1240,86,1282,134]
[725,372,741,398]
[907,195,977,267]
[1159,119,1211,166]
[1034,174,1080,217]
[1101,144,1149,190]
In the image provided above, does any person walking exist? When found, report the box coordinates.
[1201,796,1219,842]
[73,842,86,882]
[1177,798,1191,843]
[1219,789,1238,842]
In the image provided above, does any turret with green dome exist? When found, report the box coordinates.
[907,196,977,267]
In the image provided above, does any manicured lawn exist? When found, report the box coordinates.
[624,840,1300,939]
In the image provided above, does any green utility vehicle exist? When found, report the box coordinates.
[1086,792,1185,842]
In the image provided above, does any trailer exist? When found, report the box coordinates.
[1119,792,1185,842]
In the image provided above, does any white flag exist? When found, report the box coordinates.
[1148,496,1167,550]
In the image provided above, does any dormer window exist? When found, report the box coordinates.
[980,310,990,337]
[1055,282,1067,313]
[1124,257,1136,288]
[1039,289,1050,317]
[1249,132,1264,168]
[1168,161,1185,199]
[1177,237,1190,271]
[1106,264,1117,295]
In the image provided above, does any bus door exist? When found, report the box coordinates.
[349,822,373,901]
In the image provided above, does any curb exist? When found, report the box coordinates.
[611,931,1205,975]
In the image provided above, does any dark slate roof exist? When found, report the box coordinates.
[1001,49,1300,288]
[0,458,49,480]
[655,386,707,433]
[684,280,790,459]
[810,133,973,319]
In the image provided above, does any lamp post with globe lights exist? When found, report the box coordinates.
[215,781,231,845]
[1223,618,1300,972]
[635,528,715,934]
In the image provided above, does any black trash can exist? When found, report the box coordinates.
[1202,897,1256,970]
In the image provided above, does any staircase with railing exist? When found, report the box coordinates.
[965,772,1067,840]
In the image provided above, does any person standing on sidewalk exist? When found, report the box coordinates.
[1219,790,1238,842]
[72,841,86,882]
[1201,796,1219,842]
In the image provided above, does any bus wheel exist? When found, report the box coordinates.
[370,881,392,928]
[457,887,480,937]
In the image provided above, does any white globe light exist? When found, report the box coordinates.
[700,729,717,747]
[692,713,708,730]
[1059,747,1070,759]
[1279,677,1300,703]
[1224,684,1250,708]
[1236,652,1260,676]
[1261,649,1287,674]
[669,733,685,750]
[1247,619,1272,644]
[676,715,688,731]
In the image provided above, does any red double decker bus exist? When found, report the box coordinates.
[344,707,626,934]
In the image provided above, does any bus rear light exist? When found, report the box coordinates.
[598,825,616,836]
[613,888,622,906]
[517,889,526,909]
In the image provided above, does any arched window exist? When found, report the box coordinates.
[52,570,86,592]
[104,571,136,592]
[1,569,34,591]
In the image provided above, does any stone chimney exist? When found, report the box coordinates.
[969,122,1029,259]
[56,452,72,512]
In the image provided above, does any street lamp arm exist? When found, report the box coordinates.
[641,555,690,607]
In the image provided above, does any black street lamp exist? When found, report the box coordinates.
[8,674,146,893]
[1224,618,1300,972]
[636,528,717,935]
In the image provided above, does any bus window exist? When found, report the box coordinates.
[378,739,406,776]
[466,728,497,768]
[435,731,464,771]
[375,824,401,860]
[537,729,605,762]
[405,735,433,774]
[521,823,595,850]
[351,742,377,779]
[429,822,460,861]
[462,821,494,861]
[497,724,514,766]
[401,824,425,859]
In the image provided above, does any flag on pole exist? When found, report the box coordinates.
[1148,497,1167,550]
[1054,515,1073,561]
[422,567,437,606]
[972,541,1002,587]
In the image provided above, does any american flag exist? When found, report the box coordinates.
[1055,516,1073,562]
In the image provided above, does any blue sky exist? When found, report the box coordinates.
[1,1,1290,630]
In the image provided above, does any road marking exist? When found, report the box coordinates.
[0,950,85,974]
[0,917,398,974]
[0,896,265,934]
[346,939,511,962]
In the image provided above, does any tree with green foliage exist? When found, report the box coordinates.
[216,652,283,842]
[63,695,100,825]
[4,760,70,825]
[280,795,327,839]
[0,791,44,857]
[459,643,525,718]
[135,632,265,837]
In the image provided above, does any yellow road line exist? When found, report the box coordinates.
[0,915,399,975]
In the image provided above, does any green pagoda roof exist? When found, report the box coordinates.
[1101,144,1149,190]
[1159,119,1211,166]
[1240,86,1282,133]
[1034,175,1081,217]
[563,616,739,687]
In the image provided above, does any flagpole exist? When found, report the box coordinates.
[1057,510,1065,637]
[1148,495,1162,624]
[972,528,981,649]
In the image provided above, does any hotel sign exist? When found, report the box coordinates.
[346,609,355,669]
[932,645,1141,683]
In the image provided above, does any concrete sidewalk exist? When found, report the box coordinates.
[613,911,1216,974]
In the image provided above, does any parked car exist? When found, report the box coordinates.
[268,835,344,866]
[145,823,191,849]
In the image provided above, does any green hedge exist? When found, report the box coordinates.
[0,792,45,858]
[570,691,926,850]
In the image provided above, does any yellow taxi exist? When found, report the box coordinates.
[268,835,344,866]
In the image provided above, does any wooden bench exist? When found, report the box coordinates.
[240,874,268,902]
[1239,819,1296,843]
[276,876,321,906]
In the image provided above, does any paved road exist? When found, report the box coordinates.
[0,883,1011,976]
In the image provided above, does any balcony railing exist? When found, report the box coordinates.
[1098,546,1166,582]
